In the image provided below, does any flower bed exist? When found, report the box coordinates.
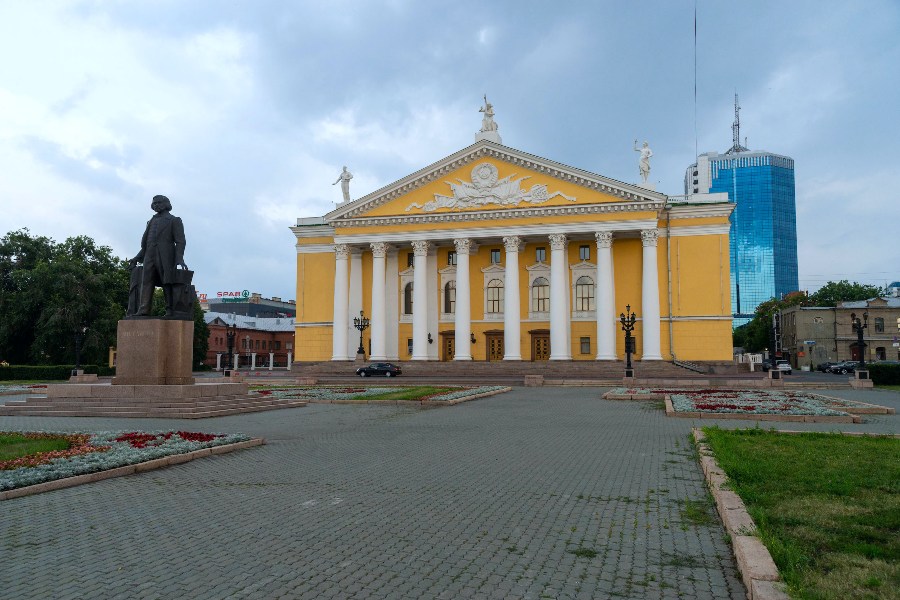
[0,384,47,396]
[668,389,850,416]
[1,430,250,492]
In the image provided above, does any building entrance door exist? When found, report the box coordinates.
[485,332,504,361]
[530,329,550,361]
[442,333,455,361]
[850,344,862,361]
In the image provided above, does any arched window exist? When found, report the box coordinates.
[404,282,413,315]
[487,279,504,313]
[444,281,456,314]
[575,276,595,311]
[532,277,549,312]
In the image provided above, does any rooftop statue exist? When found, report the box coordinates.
[479,95,499,133]
[633,140,653,183]
[333,166,353,203]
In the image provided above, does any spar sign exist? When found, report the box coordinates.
[216,290,251,303]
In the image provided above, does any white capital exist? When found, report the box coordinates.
[595,231,613,249]
[334,244,350,259]
[411,240,430,256]
[370,242,388,258]
[453,238,472,255]
[641,229,659,247]
[502,236,522,253]
[548,233,567,251]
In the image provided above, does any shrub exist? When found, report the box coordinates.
[0,365,114,381]
[867,363,900,385]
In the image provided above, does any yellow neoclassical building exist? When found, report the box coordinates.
[292,138,734,363]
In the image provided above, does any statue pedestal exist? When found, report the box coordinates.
[636,182,656,191]
[113,319,194,385]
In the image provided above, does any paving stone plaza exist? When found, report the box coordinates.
[2,387,898,599]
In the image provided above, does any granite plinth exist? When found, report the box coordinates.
[113,319,194,385]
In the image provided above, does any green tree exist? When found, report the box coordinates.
[733,292,809,353]
[809,280,883,307]
[0,230,128,365]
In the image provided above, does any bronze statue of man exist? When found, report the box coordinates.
[127,195,191,318]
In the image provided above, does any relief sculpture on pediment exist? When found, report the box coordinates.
[405,162,576,213]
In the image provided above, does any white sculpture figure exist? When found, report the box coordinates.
[332,166,353,203]
[633,140,653,183]
[479,95,498,132]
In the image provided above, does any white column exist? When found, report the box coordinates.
[370,242,388,360]
[251,352,257,369]
[427,249,439,360]
[331,244,350,360]
[453,239,473,361]
[549,233,572,360]
[596,232,617,360]
[216,354,222,371]
[385,249,400,360]
[347,250,363,358]
[268,352,274,370]
[287,352,292,369]
[502,236,522,360]
[641,229,663,360]
[233,354,239,370]
[411,240,430,360]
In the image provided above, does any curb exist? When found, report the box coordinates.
[692,429,788,600]
[1,438,265,501]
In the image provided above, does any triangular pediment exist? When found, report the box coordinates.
[326,140,665,225]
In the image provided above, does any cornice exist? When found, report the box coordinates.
[291,225,335,239]
[665,204,734,219]
[325,140,667,222]
[331,199,666,229]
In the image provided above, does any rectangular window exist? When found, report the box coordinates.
[275,341,281,350]
[407,253,414,267]
[579,245,590,261]
[875,317,884,333]
[536,247,546,262]
[448,251,457,266]
[580,337,591,354]
[407,338,413,355]
[490,249,501,264]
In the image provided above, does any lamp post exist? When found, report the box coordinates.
[72,325,88,376]
[353,310,370,358]
[224,323,236,373]
[620,304,637,378]
[851,311,868,370]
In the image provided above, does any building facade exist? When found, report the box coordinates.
[204,313,295,369]
[685,99,798,326]
[293,140,735,362]
[204,293,296,318]
[780,298,900,368]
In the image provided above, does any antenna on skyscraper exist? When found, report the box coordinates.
[726,93,749,155]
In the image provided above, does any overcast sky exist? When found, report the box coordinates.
[2,1,898,301]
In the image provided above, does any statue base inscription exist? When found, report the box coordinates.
[113,319,194,385]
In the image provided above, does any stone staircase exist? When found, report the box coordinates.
[0,382,307,419]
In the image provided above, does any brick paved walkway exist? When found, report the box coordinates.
[2,387,898,599]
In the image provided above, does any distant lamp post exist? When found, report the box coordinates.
[354,310,370,357]
[72,325,88,376]
[225,323,236,373]
[620,304,637,378]
[851,311,868,370]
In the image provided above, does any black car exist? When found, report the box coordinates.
[816,362,836,373]
[828,361,859,374]
[356,362,402,377]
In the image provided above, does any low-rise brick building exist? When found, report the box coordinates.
[205,312,295,370]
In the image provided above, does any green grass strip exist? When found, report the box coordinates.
[702,427,899,599]
[0,433,71,461]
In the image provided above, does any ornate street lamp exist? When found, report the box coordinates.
[354,310,370,357]
[620,304,637,378]
[225,323,236,373]
[73,325,88,376]
[851,311,868,370]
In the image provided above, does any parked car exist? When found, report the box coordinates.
[761,360,773,372]
[828,361,859,374]
[356,362,402,377]
[775,360,792,375]
[815,362,836,373]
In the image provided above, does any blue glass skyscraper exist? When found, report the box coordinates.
[685,97,799,326]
